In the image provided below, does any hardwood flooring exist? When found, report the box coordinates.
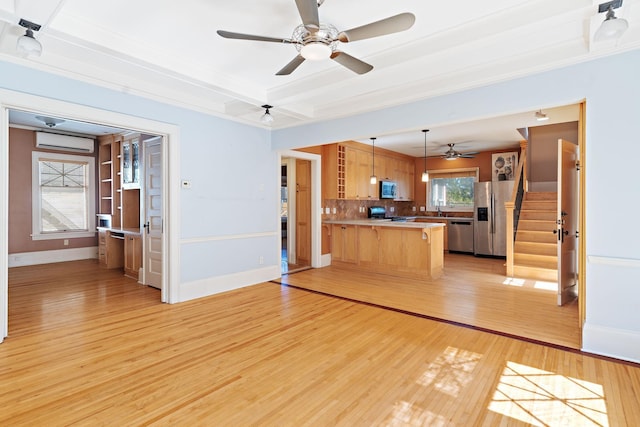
[2,259,638,425]
[278,253,581,349]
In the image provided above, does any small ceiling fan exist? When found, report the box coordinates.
[441,144,478,160]
[217,0,415,75]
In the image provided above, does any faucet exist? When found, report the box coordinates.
[437,206,442,217]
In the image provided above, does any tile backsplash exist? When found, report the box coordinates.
[322,199,472,220]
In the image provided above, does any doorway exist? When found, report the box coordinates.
[281,157,312,274]
[0,89,179,341]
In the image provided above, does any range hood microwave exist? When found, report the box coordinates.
[379,181,397,199]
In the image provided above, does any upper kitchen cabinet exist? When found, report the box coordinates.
[121,134,140,190]
[319,141,414,201]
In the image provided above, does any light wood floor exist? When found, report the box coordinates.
[279,253,581,349]
[2,260,639,425]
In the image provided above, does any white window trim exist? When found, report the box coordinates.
[31,151,96,240]
[426,167,479,213]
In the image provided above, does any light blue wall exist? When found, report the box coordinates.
[0,60,279,287]
[273,49,640,363]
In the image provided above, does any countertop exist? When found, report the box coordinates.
[97,227,142,235]
[323,219,445,229]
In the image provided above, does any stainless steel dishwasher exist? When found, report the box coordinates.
[447,219,474,253]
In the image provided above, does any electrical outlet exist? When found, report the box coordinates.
[412,206,417,211]
[333,207,337,214]
[63,239,69,246]
[390,206,395,212]
[420,206,426,212]
[325,207,330,214]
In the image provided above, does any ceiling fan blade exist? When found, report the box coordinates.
[217,30,293,44]
[338,13,415,43]
[295,0,320,30]
[276,55,306,75]
[330,51,373,74]
[459,155,476,158]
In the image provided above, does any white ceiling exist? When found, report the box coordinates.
[1,0,638,155]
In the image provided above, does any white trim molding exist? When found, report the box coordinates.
[8,247,98,268]
[179,265,281,302]
[588,255,640,268]
[583,322,640,364]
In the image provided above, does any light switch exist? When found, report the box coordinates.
[420,206,426,212]
[325,207,330,214]
[333,207,337,214]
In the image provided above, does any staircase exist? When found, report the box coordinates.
[513,192,558,282]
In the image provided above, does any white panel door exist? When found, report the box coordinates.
[144,138,163,289]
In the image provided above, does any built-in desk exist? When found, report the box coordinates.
[98,227,142,280]
[324,220,445,279]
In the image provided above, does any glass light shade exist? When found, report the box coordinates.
[594,16,629,41]
[17,30,42,56]
[421,171,429,182]
[370,175,377,185]
[260,111,274,124]
[301,43,331,60]
[535,111,549,121]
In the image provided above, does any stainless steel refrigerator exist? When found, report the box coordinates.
[474,181,514,257]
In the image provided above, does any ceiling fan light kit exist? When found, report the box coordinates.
[595,0,629,41]
[17,18,42,57]
[217,0,415,76]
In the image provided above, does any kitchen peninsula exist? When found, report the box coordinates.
[324,219,445,279]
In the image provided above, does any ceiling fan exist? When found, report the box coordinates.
[217,0,415,75]
[441,143,478,160]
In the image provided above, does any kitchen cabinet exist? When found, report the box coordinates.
[121,134,141,190]
[415,218,448,251]
[320,142,415,201]
[331,224,358,263]
[124,233,142,279]
[327,220,444,279]
[98,229,107,264]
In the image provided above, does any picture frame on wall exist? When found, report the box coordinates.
[492,152,518,181]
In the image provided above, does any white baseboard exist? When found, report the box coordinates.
[320,253,332,268]
[178,265,281,302]
[583,322,640,364]
[8,247,98,267]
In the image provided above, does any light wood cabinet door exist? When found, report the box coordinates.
[331,224,358,264]
[124,233,142,279]
[98,230,107,264]
[358,226,379,266]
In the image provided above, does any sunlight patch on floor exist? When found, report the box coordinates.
[417,346,483,397]
[489,361,608,426]
[503,277,558,291]
[386,401,447,426]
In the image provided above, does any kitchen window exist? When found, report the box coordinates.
[31,151,96,240]
[427,167,479,212]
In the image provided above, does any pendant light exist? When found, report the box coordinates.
[421,129,430,182]
[370,137,377,185]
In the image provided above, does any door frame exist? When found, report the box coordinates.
[0,89,181,341]
[278,150,322,269]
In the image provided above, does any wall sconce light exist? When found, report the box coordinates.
[17,18,42,57]
[595,0,629,41]
[260,104,274,124]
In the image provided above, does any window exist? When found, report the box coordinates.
[32,151,95,240]
[427,168,479,212]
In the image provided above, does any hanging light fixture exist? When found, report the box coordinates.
[16,19,42,57]
[535,110,549,121]
[594,0,629,42]
[370,137,377,185]
[260,104,274,124]
[421,129,430,182]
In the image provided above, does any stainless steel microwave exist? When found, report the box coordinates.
[379,181,397,199]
